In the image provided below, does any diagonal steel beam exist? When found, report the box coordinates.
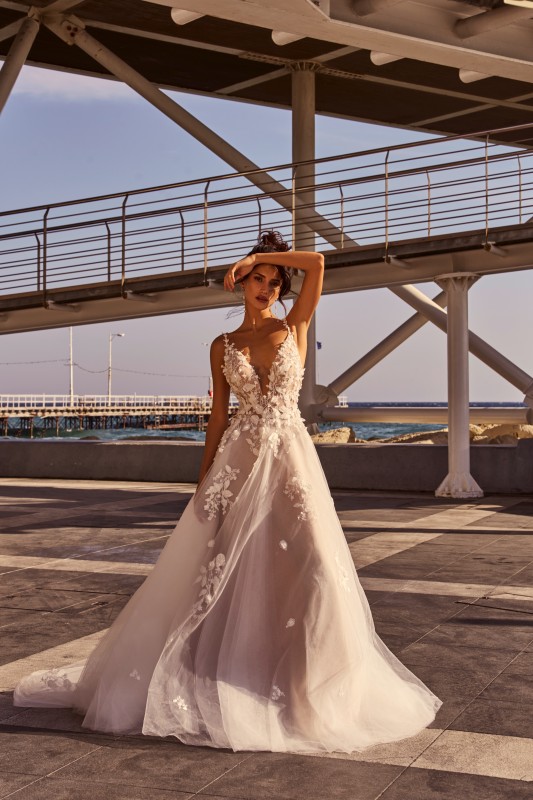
[0,14,39,114]
[42,14,343,250]
[0,18,23,44]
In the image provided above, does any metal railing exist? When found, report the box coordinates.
[1,123,532,299]
[0,394,350,414]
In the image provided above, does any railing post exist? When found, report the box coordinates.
[203,180,210,283]
[121,194,129,297]
[105,222,112,281]
[34,232,41,292]
[42,207,50,307]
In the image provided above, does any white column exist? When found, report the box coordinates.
[0,16,39,114]
[291,63,320,430]
[436,273,483,499]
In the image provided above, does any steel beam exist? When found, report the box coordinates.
[328,289,449,396]
[455,6,533,40]
[291,63,320,427]
[0,15,39,114]
[0,18,23,44]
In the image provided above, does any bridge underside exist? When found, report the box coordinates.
[0,223,532,334]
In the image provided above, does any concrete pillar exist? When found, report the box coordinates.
[436,273,483,499]
[0,16,40,114]
[291,63,320,430]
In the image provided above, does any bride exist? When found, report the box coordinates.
[13,230,441,753]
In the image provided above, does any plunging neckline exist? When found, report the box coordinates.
[224,324,292,399]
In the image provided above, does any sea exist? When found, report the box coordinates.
[3,402,526,442]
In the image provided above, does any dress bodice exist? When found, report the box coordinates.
[222,317,304,415]
[218,317,306,457]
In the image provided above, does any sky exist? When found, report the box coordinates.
[0,64,531,402]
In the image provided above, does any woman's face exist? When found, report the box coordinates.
[242,264,282,311]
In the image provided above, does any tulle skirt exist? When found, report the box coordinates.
[13,420,441,753]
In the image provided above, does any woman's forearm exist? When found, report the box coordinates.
[254,250,324,272]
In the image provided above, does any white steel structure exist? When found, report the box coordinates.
[1,0,533,496]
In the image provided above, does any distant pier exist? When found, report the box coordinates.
[0,394,240,438]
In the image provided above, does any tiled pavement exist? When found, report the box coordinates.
[0,479,533,799]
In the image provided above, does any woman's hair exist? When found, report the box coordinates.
[233,230,294,315]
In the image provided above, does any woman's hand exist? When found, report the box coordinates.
[223,254,256,292]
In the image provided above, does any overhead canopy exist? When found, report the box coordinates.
[1,0,533,145]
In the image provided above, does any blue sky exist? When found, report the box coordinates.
[0,65,530,402]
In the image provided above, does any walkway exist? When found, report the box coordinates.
[0,479,532,798]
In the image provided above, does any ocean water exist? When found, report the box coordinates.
[3,402,525,442]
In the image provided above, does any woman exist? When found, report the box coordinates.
[13,231,441,754]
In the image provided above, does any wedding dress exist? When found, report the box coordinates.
[13,316,441,753]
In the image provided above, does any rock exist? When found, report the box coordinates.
[312,426,360,444]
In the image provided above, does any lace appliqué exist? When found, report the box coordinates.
[283,473,316,521]
[40,668,75,692]
[271,685,285,701]
[192,553,226,617]
[172,696,189,710]
[204,465,240,520]
[220,320,306,460]
[129,669,141,681]
[335,550,352,593]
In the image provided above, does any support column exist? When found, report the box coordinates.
[291,63,320,429]
[0,16,40,115]
[436,273,483,499]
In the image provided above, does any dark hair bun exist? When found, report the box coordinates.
[249,230,290,255]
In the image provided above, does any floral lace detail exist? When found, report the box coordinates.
[40,668,75,692]
[219,319,306,459]
[283,473,315,521]
[271,685,285,701]
[285,617,296,628]
[172,695,189,710]
[279,539,288,550]
[335,550,352,593]
[129,669,141,681]
[204,465,240,520]
[192,553,226,617]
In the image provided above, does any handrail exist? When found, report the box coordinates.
[1,121,532,299]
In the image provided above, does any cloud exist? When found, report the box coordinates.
[13,65,134,101]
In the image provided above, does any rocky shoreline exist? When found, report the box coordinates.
[311,424,533,445]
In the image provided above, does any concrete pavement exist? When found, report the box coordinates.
[0,479,533,799]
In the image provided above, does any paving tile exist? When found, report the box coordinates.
[1,706,91,734]
[415,618,533,651]
[411,729,533,780]
[0,771,40,798]
[405,664,493,701]
[0,776,192,800]
[52,738,250,793]
[478,670,533,704]
[0,729,102,775]
[197,752,403,799]
[450,698,533,739]
[501,651,533,674]
[380,767,533,799]
[399,643,515,681]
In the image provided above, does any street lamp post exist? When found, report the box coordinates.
[69,327,74,406]
[202,342,213,397]
[108,332,125,404]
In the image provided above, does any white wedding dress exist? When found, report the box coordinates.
[13,317,442,753]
